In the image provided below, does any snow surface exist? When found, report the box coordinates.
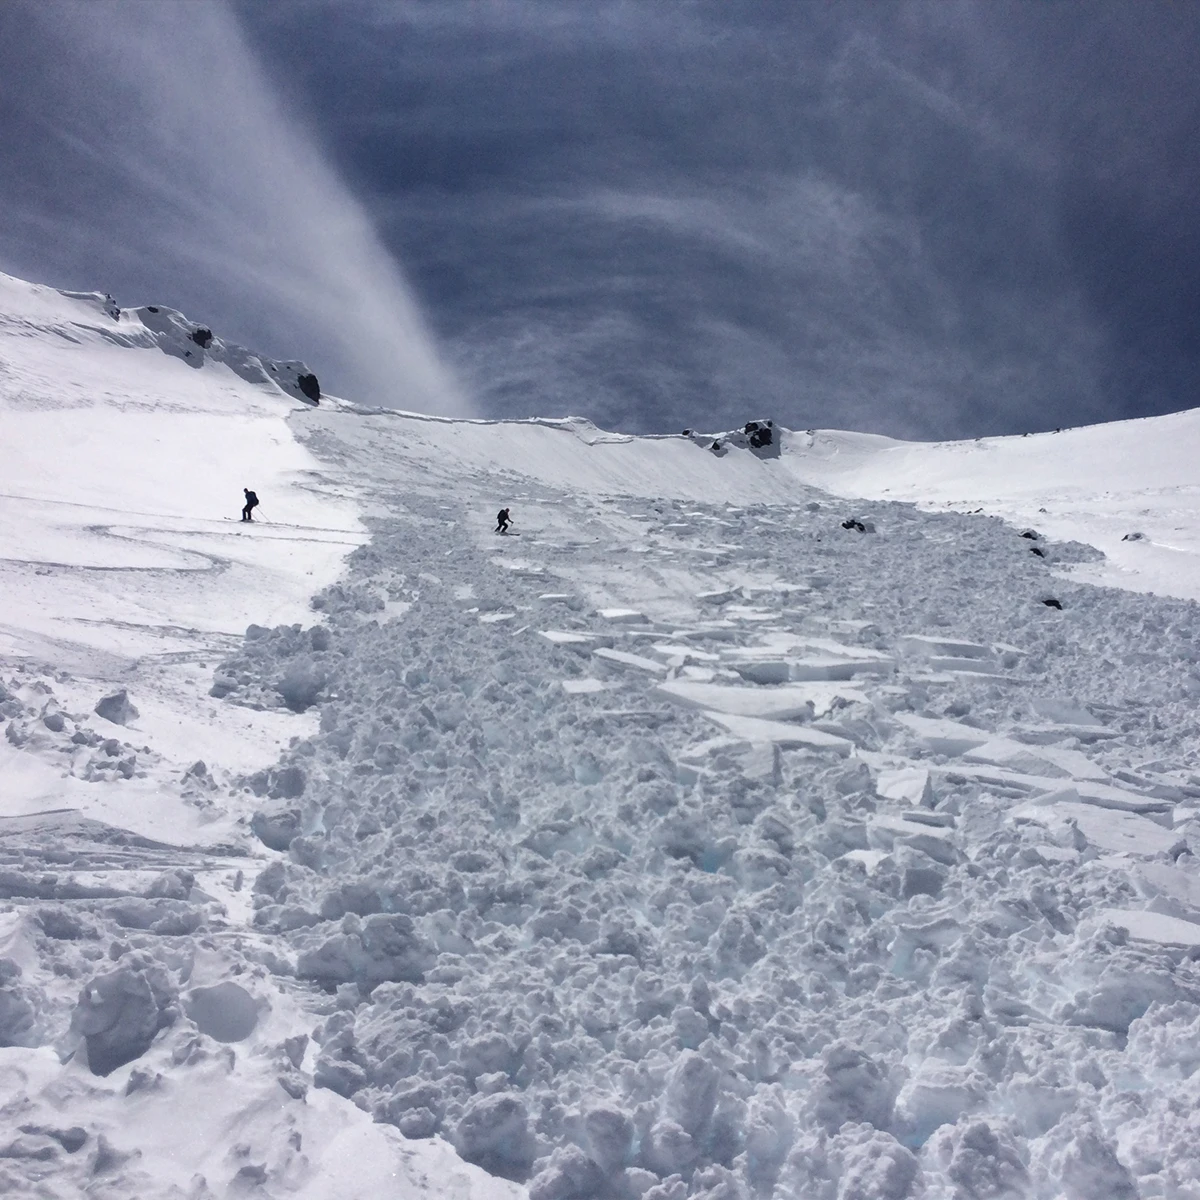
[4,269,1200,1198]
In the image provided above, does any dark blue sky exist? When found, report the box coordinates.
[2,1,1198,437]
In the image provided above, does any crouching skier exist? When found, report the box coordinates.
[495,507,511,534]
[242,488,260,521]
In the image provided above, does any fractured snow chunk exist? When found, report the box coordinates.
[1136,862,1200,916]
[923,656,1002,675]
[596,607,647,623]
[676,735,752,765]
[1013,800,1183,857]
[702,712,853,756]
[899,634,994,660]
[185,981,259,1043]
[652,680,815,721]
[874,766,934,806]
[592,647,669,674]
[538,630,596,646]
[1096,909,1200,947]
[647,643,720,663]
[93,690,139,726]
[953,771,1171,816]
[894,714,991,756]
[1030,696,1098,726]
[789,655,895,681]
[561,678,617,695]
[730,660,791,684]
[963,738,1108,781]
[840,849,890,874]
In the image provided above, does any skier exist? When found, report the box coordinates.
[495,507,511,534]
[242,488,259,522]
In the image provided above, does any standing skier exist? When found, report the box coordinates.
[242,488,259,522]
[495,507,511,534]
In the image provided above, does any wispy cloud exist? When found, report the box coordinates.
[0,1,466,412]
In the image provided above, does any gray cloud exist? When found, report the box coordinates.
[4,1,1198,437]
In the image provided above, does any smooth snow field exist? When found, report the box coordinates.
[3,271,1200,1199]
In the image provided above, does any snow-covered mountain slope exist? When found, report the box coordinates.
[3,269,1200,1199]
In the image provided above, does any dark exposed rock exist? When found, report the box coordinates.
[190,327,213,349]
[297,373,320,403]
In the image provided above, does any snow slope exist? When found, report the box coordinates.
[4,269,1200,1199]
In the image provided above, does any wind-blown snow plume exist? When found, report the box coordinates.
[0,1,465,413]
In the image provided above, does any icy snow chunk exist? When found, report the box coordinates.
[69,957,177,1076]
[561,678,616,695]
[93,689,139,726]
[874,766,934,806]
[538,630,598,649]
[702,712,853,755]
[596,607,646,623]
[963,738,1107,782]
[1096,909,1200,947]
[899,634,994,660]
[894,1063,989,1144]
[1030,696,1098,726]
[815,1042,896,1132]
[584,1106,633,1174]
[1136,862,1200,916]
[592,647,669,674]
[894,713,991,756]
[1013,800,1183,857]
[788,655,895,681]
[840,849,890,874]
[454,1093,535,1175]
[276,658,326,712]
[653,680,816,721]
[926,1120,1029,1200]
[296,913,433,987]
[185,981,259,1043]
[730,660,791,685]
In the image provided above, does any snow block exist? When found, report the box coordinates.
[70,956,177,1076]
[93,689,139,726]
[296,913,434,987]
[185,981,259,1043]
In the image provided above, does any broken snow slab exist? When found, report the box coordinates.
[963,738,1109,782]
[696,587,738,605]
[1012,696,1120,742]
[874,765,934,806]
[1013,800,1183,856]
[592,646,670,674]
[653,680,861,721]
[561,678,619,695]
[894,713,992,756]
[539,629,598,647]
[701,711,853,756]
[868,815,959,862]
[899,634,996,661]
[1094,909,1200,948]
[647,643,721,663]
[676,735,753,764]
[596,607,647,624]
[840,848,890,874]
[1135,861,1200,917]
[788,655,896,681]
[947,771,1171,816]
